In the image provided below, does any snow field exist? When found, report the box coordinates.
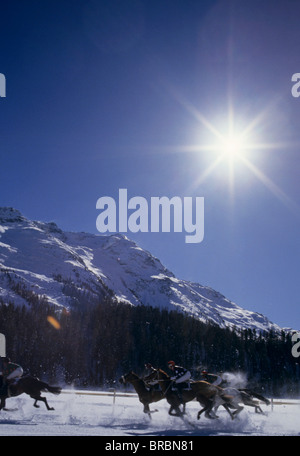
[0,389,299,436]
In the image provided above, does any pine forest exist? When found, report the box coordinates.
[0,289,299,398]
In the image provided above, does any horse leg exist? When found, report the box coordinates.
[143,404,152,419]
[204,405,218,419]
[0,397,6,411]
[168,405,177,416]
[213,394,231,418]
[212,405,220,418]
[205,399,219,419]
[231,405,244,419]
[242,394,265,414]
[222,403,235,420]
[197,404,217,420]
[196,396,217,420]
[198,407,217,420]
[197,406,206,420]
[255,405,264,414]
[30,394,54,411]
[168,405,183,417]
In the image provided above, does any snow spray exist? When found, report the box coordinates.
[222,371,248,388]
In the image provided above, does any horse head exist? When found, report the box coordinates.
[144,368,171,387]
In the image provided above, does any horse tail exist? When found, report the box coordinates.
[239,389,270,405]
[46,385,62,395]
[39,381,62,395]
[250,392,270,405]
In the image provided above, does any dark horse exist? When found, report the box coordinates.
[119,371,164,418]
[0,375,62,411]
[239,388,270,413]
[144,368,232,419]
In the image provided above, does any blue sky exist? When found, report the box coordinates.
[1,0,300,329]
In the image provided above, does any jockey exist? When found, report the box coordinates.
[201,370,222,386]
[144,363,160,391]
[167,361,191,387]
[1,357,23,385]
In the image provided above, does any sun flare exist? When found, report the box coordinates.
[162,72,300,217]
[221,134,245,160]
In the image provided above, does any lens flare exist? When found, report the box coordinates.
[47,315,61,330]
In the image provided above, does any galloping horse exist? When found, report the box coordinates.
[213,387,270,418]
[144,368,230,419]
[0,375,62,411]
[119,371,164,418]
[239,388,270,413]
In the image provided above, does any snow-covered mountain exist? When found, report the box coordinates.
[0,207,284,334]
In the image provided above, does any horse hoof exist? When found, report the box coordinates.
[205,413,216,420]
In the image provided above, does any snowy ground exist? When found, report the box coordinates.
[0,389,299,437]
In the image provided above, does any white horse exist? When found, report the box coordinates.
[213,387,269,419]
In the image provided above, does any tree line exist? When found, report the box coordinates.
[0,291,299,397]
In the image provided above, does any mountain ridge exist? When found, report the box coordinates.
[0,207,287,334]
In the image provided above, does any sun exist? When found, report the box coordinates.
[221,133,245,160]
[157,86,300,215]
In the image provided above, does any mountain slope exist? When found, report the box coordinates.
[0,207,283,333]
